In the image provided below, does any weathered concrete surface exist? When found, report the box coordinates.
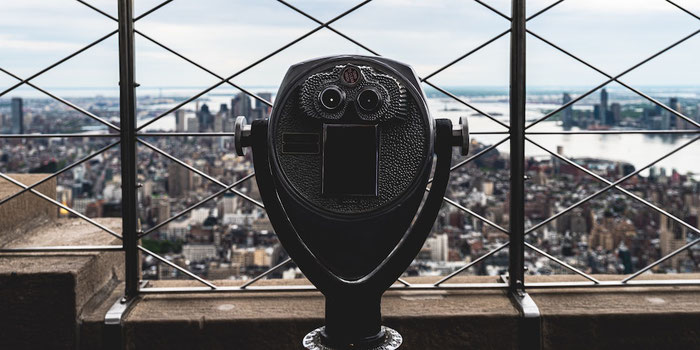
[112,275,700,350]
[120,276,517,350]
[0,174,57,246]
[0,218,123,350]
[1,213,698,350]
[527,275,700,350]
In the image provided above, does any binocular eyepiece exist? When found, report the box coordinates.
[319,85,383,113]
[357,87,381,112]
[319,86,344,111]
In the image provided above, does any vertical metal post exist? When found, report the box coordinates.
[118,0,139,299]
[509,0,526,295]
[509,1,541,349]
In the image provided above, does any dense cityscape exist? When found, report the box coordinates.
[0,87,699,282]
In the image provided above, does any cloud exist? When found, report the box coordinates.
[0,0,697,88]
[551,0,677,14]
[0,34,82,52]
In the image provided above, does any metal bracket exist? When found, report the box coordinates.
[510,291,541,350]
[511,290,540,319]
[104,281,147,350]
[501,275,541,350]
[105,297,130,326]
[104,297,133,350]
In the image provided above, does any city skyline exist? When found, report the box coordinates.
[0,83,697,281]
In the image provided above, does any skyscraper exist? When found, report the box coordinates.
[186,114,199,132]
[599,88,608,123]
[593,104,601,125]
[11,97,23,134]
[256,93,272,119]
[668,97,684,129]
[425,233,449,262]
[219,103,229,116]
[168,162,193,198]
[218,193,239,219]
[213,112,224,132]
[659,214,686,270]
[198,104,213,132]
[231,93,253,121]
[562,92,573,129]
[175,110,187,132]
[155,196,171,225]
[610,103,621,126]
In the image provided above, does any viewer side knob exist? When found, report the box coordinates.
[234,116,251,156]
[451,117,470,155]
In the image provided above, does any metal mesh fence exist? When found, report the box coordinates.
[0,0,698,295]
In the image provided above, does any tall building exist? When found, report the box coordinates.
[667,97,688,129]
[213,113,224,133]
[197,104,213,132]
[223,115,235,132]
[167,162,193,197]
[11,97,23,134]
[219,103,229,116]
[218,193,239,217]
[186,114,199,132]
[255,92,272,119]
[155,196,171,226]
[562,92,573,129]
[175,110,187,132]
[424,233,449,262]
[610,102,621,126]
[231,93,253,121]
[593,104,601,124]
[659,214,686,270]
[669,97,680,112]
[599,88,608,123]
[588,216,635,251]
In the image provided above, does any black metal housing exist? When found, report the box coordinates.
[251,55,456,347]
[268,56,434,281]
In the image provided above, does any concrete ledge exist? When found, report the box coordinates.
[0,218,123,350]
[1,219,699,350]
[99,275,698,350]
[529,278,700,350]
[0,174,57,246]
[121,277,517,349]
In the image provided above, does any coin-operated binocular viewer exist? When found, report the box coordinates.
[235,55,468,349]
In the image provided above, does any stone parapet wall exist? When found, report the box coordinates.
[0,174,57,246]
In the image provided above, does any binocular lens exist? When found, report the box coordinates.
[357,88,381,112]
[319,86,344,111]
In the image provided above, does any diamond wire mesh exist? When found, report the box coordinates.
[1,0,699,291]
[128,0,699,289]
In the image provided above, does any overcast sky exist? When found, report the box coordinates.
[0,0,698,94]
